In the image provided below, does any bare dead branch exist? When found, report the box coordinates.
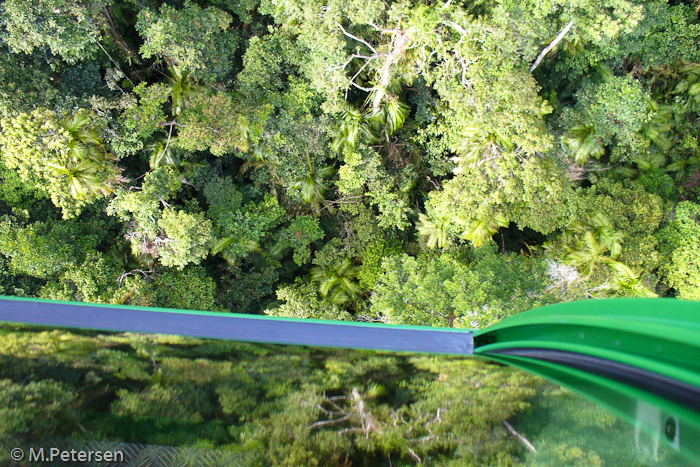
[408,435,436,443]
[317,404,344,416]
[94,40,135,88]
[118,269,155,285]
[333,54,374,71]
[503,420,538,454]
[346,57,376,99]
[308,414,351,430]
[160,121,187,127]
[337,23,378,55]
[338,427,365,434]
[442,20,468,36]
[326,399,345,413]
[154,193,172,209]
[160,121,175,168]
[530,21,574,73]
[349,81,376,93]
[371,28,413,112]
[407,448,422,463]
[368,22,402,34]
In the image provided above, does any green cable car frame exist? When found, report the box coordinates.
[0,296,698,464]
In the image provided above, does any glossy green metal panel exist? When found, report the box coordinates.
[475,298,700,390]
[475,298,700,466]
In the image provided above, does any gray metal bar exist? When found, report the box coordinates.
[0,298,474,355]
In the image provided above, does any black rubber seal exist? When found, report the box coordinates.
[489,347,700,412]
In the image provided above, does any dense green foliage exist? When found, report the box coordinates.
[0,1,698,460]
[0,0,698,315]
[0,325,686,466]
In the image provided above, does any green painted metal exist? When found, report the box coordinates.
[475,298,700,465]
[2,295,700,461]
[475,298,700,391]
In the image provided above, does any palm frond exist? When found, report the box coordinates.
[460,214,509,247]
[416,213,451,249]
[563,124,605,164]
[146,135,182,169]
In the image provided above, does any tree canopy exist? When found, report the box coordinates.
[0,0,697,316]
[0,0,698,462]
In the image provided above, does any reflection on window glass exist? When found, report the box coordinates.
[0,324,691,466]
[519,385,688,467]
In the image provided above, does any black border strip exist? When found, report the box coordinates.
[489,347,700,411]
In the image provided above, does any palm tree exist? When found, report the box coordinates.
[46,157,109,200]
[633,152,667,172]
[607,261,657,298]
[49,112,118,200]
[167,66,207,116]
[332,97,410,152]
[59,112,110,163]
[365,98,410,140]
[416,213,451,249]
[293,156,334,212]
[579,213,623,259]
[459,213,509,247]
[555,213,623,278]
[562,123,605,164]
[565,231,615,278]
[674,63,700,113]
[545,214,619,279]
[211,237,260,265]
[332,105,378,151]
[667,151,700,181]
[145,135,182,169]
[638,100,674,152]
[310,257,362,306]
[450,126,514,174]
[543,229,577,259]
[546,212,655,297]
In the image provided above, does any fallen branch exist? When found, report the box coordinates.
[160,120,175,169]
[530,21,574,73]
[338,23,378,55]
[309,414,351,430]
[503,420,537,454]
[94,40,135,88]
[407,448,422,463]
